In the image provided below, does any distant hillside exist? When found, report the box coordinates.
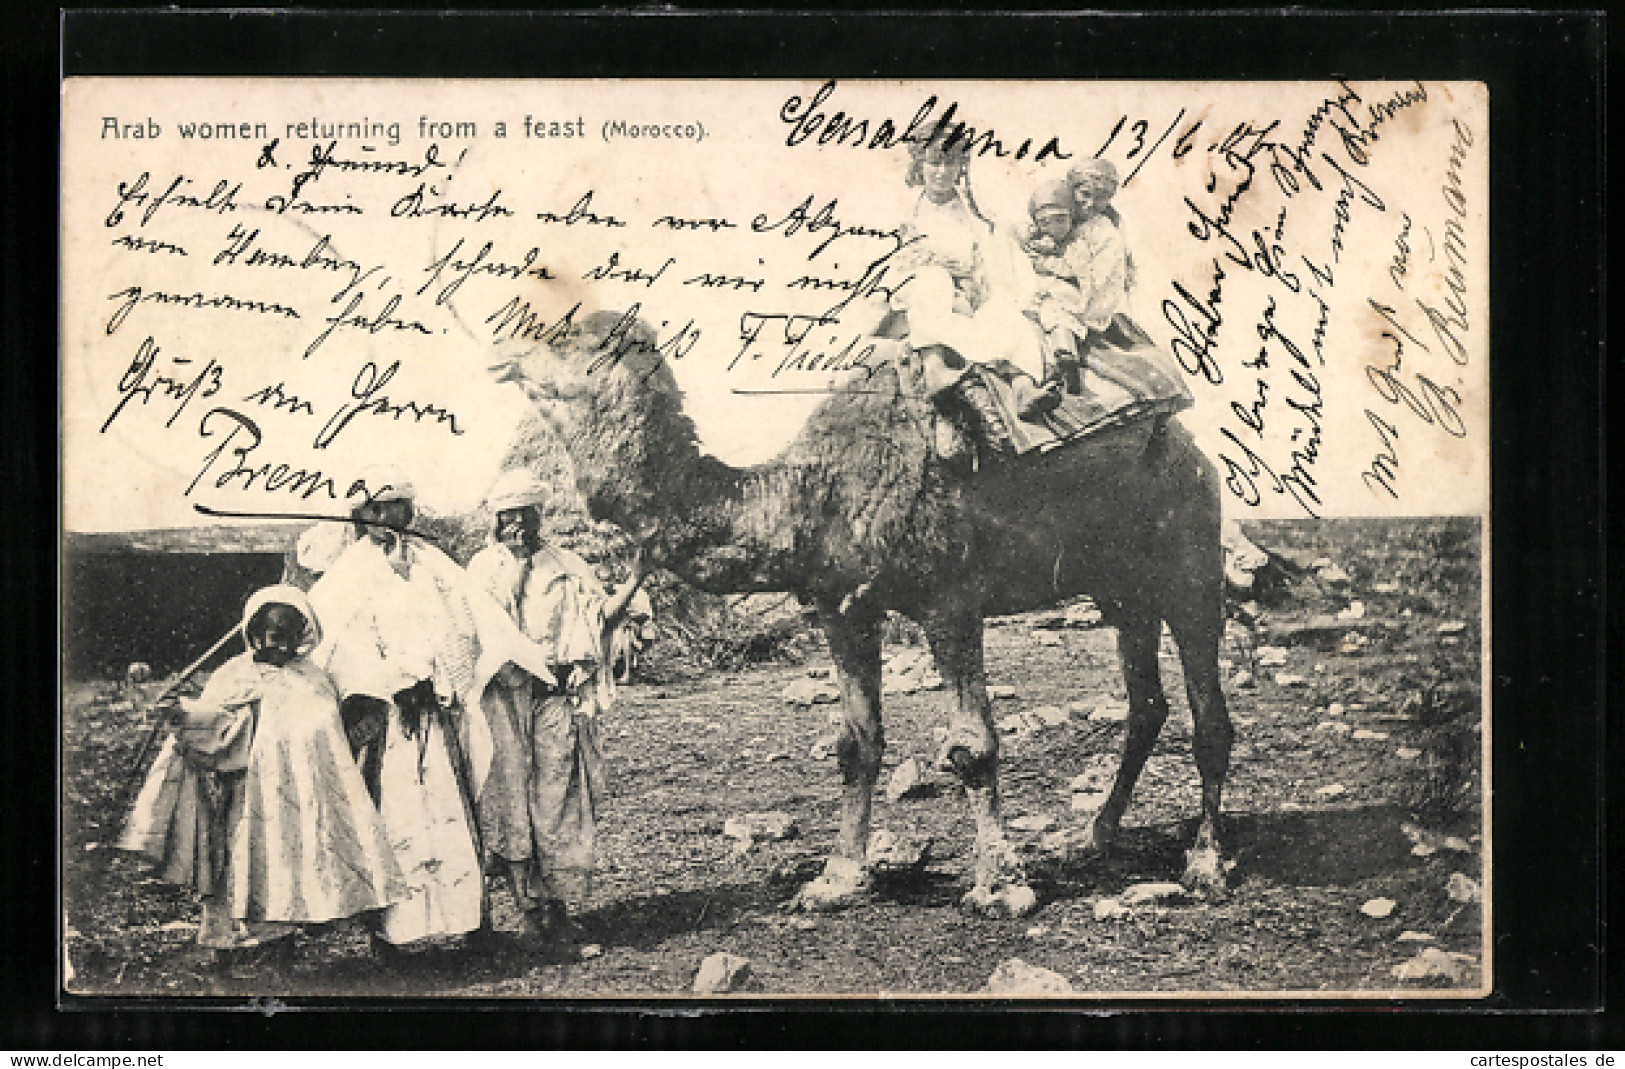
[64,523,304,556]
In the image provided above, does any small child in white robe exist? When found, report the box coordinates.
[121,586,404,972]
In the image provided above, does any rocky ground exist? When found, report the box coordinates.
[61,517,1485,999]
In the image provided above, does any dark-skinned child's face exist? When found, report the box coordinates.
[249,603,305,667]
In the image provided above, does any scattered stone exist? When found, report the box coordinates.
[964,883,1039,919]
[1392,948,1475,984]
[790,917,817,931]
[1396,747,1422,760]
[809,736,839,761]
[1274,673,1307,687]
[1007,814,1056,833]
[1360,898,1397,919]
[997,713,1034,735]
[1442,836,1473,854]
[1064,602,1103,628]
[1232,670,1255,689]
[1412,843,1437,858]
[579,944,603,961]
[1234,716,1257,728]
[1315,784,1347,799]
[1221,522,1272,591]
[1397,931,1437,943]
[885,757,933,802]
[1088,699,1131,723]
[782,678,840,706]
[1038,828,1075,854]
[988,684,1019,701]
[1119,882,1188,907]
[919,672,945,691]
[693,952,752,995]
[1340,635,1369,656]
[1316,563,1352,588]
[723,812,799,852]
[1437,620,1468,636]
[1029,704,1069,728]
[1446,873,1482,904]
[1372,581,1401,594]
[125,662,153,684]
[1024,925,1049,938]
[1316,721,1352,735]
[1094,898,1129,921]
[1326,702,1346,717]
[1064,700,1093,720]
[867,827,932,871]
[156,920,194,933]
[985,957,1074,995]
[1257,646,1290,667]
[1352,729,1390,741]
[765,751,790,763]
[1337,601,1367,621]
[1069,761,1115,795]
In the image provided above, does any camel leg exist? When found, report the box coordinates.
[924,605,1034,918]
[792,599,883,912]
[1167,580,1233,896]
[1086,608,1170,856]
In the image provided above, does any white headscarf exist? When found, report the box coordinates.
[241,584,322,655]
[484,468,549,514]
[356,464,417,506]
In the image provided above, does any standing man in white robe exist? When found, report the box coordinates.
[467,469,647,936]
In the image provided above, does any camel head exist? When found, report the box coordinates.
[488,309,705,539]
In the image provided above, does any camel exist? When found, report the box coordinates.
[489,309,1233,914]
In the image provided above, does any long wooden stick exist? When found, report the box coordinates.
[85,625,242,885]
[120,626,242,808]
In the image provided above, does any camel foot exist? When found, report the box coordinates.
[1182,843,1231,898]
[790,856,870,913]
[962,882,1039,919]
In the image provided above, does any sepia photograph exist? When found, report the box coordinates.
[59,75,1491,1000]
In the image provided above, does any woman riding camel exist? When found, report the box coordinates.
[892,136,1059,448]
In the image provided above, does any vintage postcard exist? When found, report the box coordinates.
[61,78,1489,999]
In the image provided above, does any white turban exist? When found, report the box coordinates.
[355,464,416,506]
[484,468,549,513]
[241,584,322,655]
